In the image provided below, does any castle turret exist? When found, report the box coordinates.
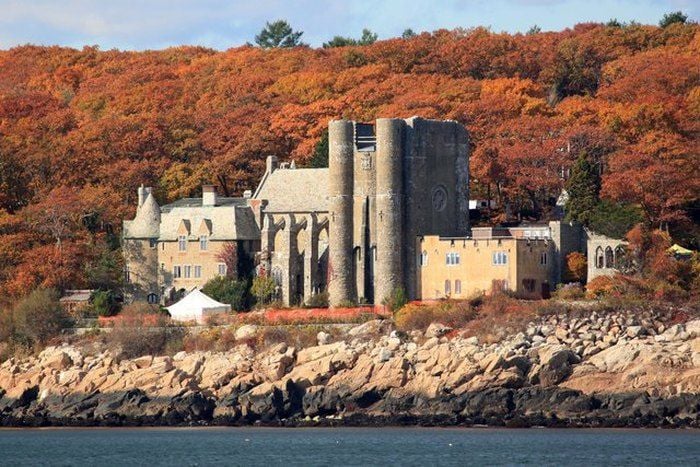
[123,186,161,303]
[374,118,404,304]
[328,120,355,306]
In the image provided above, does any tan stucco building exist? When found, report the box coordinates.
[417,227,554,300]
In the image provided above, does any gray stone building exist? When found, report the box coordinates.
[124,117,471,307]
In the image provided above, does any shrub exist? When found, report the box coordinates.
[251,275,277,306]
[12,288,72,347]
[202,276,250,311]
[383,287,408,314]
[585,275,617,298]
[305,291,329,308]
[395,300,477,332]
[553,283,585,300]
[90,289,119,317]
[462,293,535,344]
[183,327,237,352]
[106,303,184,358]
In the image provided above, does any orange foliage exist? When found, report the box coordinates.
[0,23,697,293]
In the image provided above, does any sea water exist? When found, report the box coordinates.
[0,427,698,466]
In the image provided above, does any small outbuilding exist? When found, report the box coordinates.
[165,289,231,324]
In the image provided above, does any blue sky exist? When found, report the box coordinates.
[0,0,695,50]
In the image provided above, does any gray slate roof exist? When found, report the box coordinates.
[253,167,328,212]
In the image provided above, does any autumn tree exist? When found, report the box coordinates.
[254,20,305,48]
[565,252,587,283]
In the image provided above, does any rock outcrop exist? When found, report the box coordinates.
[1,309,698,427]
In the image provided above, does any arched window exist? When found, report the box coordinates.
[420,250,428,267]
[595,247,604,269]
[272,267,283,286]
[444,280,451,295]
[147,293,159,304]
[455,280,461,295]
[605,246,614,269]
[614,245,626,268]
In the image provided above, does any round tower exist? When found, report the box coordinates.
[374,118,404,305]
[328,120,355,306]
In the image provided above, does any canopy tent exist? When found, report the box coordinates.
[166,289,231,324]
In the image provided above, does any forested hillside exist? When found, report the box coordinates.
[0,21,698,296]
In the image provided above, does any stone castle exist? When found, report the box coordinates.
[123,117,623,307]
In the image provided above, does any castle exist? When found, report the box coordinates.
[123,117,624,307]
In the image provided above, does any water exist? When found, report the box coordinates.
[0,427,698,466]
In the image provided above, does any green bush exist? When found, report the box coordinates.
[90,289,119,317]
[383,287,408,314]
[251,275,277,306]
[202,276,250,311]
[12,288,72,347]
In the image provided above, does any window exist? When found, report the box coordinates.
[540,252,547,265]
[199,235,208,251]
[419,251,428,267]
[522,278,536,293]
[149,238,157,249]
[445,252,460,265]
[124,266,131,284]
[455,280,462,295]
[217,263,227,276]
[492,251,508,265]
[272,267,283,286]
[444,279,451,295]
[173,265,182,278]
[605,246,614,268]
[194,265,202,278]
[178,235,187,251]
[596,247,604,269]
[184,265,191,278]
[147,293,158,304]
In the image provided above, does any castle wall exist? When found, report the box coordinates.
[123,239,159,302]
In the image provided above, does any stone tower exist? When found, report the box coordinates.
[122,186,161,302]
[327,117,470,306]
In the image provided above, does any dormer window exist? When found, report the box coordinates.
[178,235,187,251]
[200,235,208,251]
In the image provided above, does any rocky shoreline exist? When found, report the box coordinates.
[2,308,699,428]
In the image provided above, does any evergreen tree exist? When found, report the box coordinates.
[401,28,417,39]
[659,11,688,28]
[565,151,600,225]
[323,29,377,48]
[254,20,305,48]
[308,129,329,168]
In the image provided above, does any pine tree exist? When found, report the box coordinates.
[565,151,600,225]
[254,20,305,48]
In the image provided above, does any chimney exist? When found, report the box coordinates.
[243,189,252,199]
[202,185,217,207]
[266,155,278,174]
[137,185,146,207]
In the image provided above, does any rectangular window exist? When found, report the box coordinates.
[199,235,208,251]
[178,235,187,251]
[194,265,202,278]
[522,278,536,293]
[492,251,508,265]
[540,252,547,265]
[173,265,182,278]
[124,266,131,284]
[444,279,451,295]
[445,252,460,265]
[149,238,157,249]
[455,280,462,295]
[184,265,191,278]
[218,263,227,276]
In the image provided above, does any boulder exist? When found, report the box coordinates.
[235,324,259,341]
[426,323,453,339]
[626,326,644,338]
[317,331,331,345]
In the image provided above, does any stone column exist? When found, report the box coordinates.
[374,118,404,305]
[328,120,355,306]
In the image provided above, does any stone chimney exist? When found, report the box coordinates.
[202,185,217,207]
[138,185,153,209]
[266,155,278,174]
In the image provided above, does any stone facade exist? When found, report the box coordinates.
[586,230,627,282]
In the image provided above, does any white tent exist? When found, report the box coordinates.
[166,289,231,324]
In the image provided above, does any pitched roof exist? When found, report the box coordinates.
[253,167,328,212]
[158,204,260,241]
